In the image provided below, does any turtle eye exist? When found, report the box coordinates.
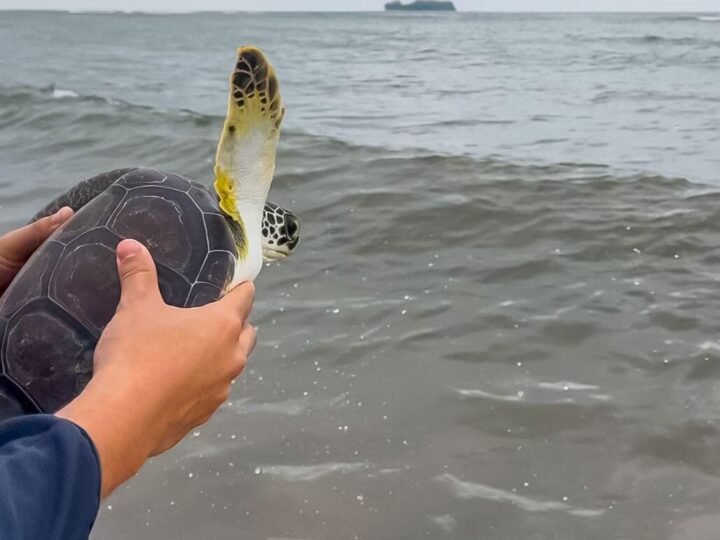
[284,213,299,241]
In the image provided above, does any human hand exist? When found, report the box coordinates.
[0,207,73,294]
[57,239,256,498]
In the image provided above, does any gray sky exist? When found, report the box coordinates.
[0,0,718,11]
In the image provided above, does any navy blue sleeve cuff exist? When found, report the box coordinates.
[0,414,101,540]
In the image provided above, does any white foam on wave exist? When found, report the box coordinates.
[698,341,720,352]
[230,392,348,416]
[669,288,714,299]
[436,474,605,518]
[51,88,80,99]
[454,388,524,402]
[232,397,307,416]
[698,16,720,21]
[499,299,527,307]
[429,514,457,532]
[536,381,599,391]
[529,304,578,320]
[256,462,367,482]
[454,379,605,404]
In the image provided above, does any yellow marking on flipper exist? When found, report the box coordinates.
[214,168,239,221]
[214,168,248,260]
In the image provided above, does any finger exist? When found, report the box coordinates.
[116,239,162,307]
[0,207,74,264]
[228,324,256,379]
[240,323,257,356]
[216,281,255,320]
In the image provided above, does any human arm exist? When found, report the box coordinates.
[0,222,254,537]
[57,239,256,498]
[0,415,101,539]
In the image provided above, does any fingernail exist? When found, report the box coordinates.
[116,239,142,263]
[50,206,73,227]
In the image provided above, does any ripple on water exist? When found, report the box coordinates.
[256,462,368,482]
[436,474,606,518]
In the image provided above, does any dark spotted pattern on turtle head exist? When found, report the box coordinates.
[261,201,300,261]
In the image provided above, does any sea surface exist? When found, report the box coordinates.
[1,10,720,540]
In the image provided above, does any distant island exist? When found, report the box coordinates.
[384,1,457,11]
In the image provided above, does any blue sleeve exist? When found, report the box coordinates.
[0,415,101,540]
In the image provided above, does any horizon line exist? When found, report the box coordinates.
[0,8,717,13]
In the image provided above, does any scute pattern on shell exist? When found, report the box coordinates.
[0,168,237,418]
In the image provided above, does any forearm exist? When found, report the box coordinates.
[56,370,162,499]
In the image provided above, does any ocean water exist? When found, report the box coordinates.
[1,10,720,540]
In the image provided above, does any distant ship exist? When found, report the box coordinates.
[384,1,457,11]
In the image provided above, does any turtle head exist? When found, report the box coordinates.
[214,46,285,281]
[262,201,300,262]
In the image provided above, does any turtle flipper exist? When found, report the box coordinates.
[31,168,139,222]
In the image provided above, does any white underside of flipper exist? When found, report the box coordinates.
[228,205,264,287]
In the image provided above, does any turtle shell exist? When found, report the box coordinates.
[0,168,237,419]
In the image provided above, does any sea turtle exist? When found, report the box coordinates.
[0,46,290,419]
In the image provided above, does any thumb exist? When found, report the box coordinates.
[116,239,162,307]
[216,281,255,321]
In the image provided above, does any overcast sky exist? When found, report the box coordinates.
[0,0,717,11]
